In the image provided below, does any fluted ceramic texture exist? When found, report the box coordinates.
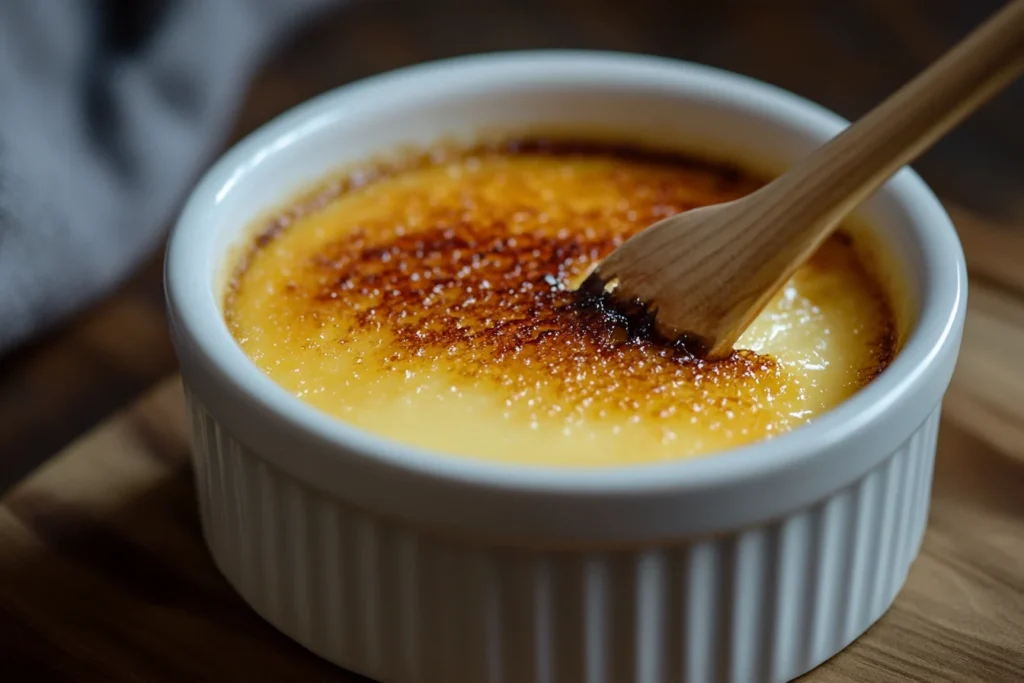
[187,389,940,683]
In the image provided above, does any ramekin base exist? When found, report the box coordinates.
[188,387,939,683]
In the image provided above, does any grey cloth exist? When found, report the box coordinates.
[0,0,335,353]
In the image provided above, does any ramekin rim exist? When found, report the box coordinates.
[165,49,966,499]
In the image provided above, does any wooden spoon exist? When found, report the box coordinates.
[582,0,1024,359]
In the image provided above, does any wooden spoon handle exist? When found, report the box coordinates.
[755,0,1024,252]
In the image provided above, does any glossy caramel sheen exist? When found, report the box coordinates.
[225,141,897,466]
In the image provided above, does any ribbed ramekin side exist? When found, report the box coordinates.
[186,386,939,683]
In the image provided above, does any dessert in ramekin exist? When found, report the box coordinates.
[166,52,966,683]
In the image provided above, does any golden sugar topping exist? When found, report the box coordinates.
[225,140,896,466]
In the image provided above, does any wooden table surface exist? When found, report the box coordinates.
[1,2,1023,679]
[0,357,1022,682]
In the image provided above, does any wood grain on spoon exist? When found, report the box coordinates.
[583,0,1024,359]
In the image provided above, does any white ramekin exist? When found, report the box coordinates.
[165,51,966,683]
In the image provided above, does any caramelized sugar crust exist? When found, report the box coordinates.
[225,140,897,465]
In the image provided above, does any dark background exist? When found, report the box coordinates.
[2,0,1021,488]
[258,0,1021,218]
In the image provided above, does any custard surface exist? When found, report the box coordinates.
[225,141,896,466]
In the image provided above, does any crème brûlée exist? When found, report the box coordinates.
[224,139,900,467]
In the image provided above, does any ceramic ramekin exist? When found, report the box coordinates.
[165,51,966,683]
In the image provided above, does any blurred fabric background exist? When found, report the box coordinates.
[1,0,1021,488]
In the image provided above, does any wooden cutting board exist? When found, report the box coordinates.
[2,207,1024,682]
